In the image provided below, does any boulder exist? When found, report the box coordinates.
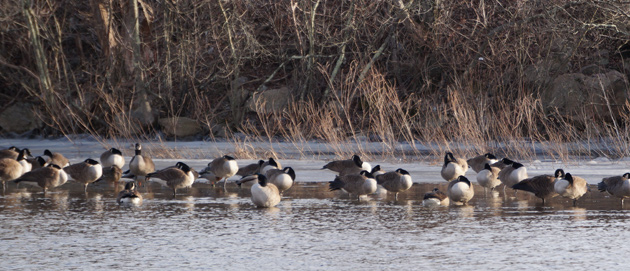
[542,70,629,121]
[245,87,292,113]
[0,103,42,134]
[158,117,202,137]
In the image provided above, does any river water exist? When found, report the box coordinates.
[2,180,629,270]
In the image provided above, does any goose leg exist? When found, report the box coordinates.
[84,183,88,193]
[223,177,228,190]
[573,199,577,206]
[172,187,177,197]
[395,193,399,201]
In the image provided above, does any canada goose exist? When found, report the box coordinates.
[511,169,563,204]
[265,167,296,193]
[476,163,502,193]
[147,162,196,196]
[16,149,32,175]
[260,158,282,175]
[128,143,155,185]
[370,165,386,177]
[328,170,377,200]
[236,160,265,177]
[598,173,630,205]
[0,146,20,160]
[0,157,23,192]
[96,165,123,185]
[117,182,143,206]
[100,148,125,169]
[43,149,69,167]
[554,172,588,206]
[376,168,412,200]
[441,152,468,182]
[63,158,103,192]
[467,153,498,173]
[490,158,512,170]
[27,156,47,170]
[447,175,475,205]
[422,188,450,206]
[496,158,520,194]
[199,155,238,188]
[322,154,370,176]
[250,174,281,208]
[13,164,67,194]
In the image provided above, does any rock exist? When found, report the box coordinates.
[542,70,629,121]
[0,103,42,134]
[158,117,202,137]
[245,87,292,113]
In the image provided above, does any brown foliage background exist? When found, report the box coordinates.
[1,0,629,159]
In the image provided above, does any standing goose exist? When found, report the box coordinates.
[476,163,501,194]
[260,158,282,175]
[511,169,563,204]
[598,173,630,205]
[96,165,123,186]
[423,188,450,206]
[27,156,47,171]
[16,149,32,176]
[0,146,20,160]
[496,158,517,194]
[322,154,370,176]
[264,166,296,194]
[509,162,529,186]
[447,175,475,205]
[147,162,196,197]
[250,174,281,208]
[467,153,498,173]
[199,155,238,188]
[554,172,589,206]
[441,152,468,182]
[13,164,67,194]
[370,165,386,177]
[236,160,265,177]
[128,143,155,186]
[375,168,413,200]
[328,170,377,200]
[43,149,69,167]
[117,182,143,206]
[63,158,103,192]
[0,156,24,192]
[100,148,125,169]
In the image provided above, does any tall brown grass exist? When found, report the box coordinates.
[1,0,629,161]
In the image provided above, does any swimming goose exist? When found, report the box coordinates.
[265,166,296,194]
[476,163,502,193]
[96,165,123,185]
[328,170,377,200]
[375,168,413,200]
[236,160,265,177]
[0,156,24,192]
[441,152,468,182]
[13,164,67,194]
[447,175,475,205]
[422,188,450,206]
[100,148,125,169]
[198,155,238,188]
[0,146,20,160]
[467,153,498,173]
[147,162,196,196]
[260,158,282,175]
[554,172,588,206]
[598,173,630,205]
[43,149,69,167]
[63,158,103,192]
[117,181,143,206]
[322,154,371,176]
[511,169,563,204]
[128,143,155,186]
[250,174,281,208]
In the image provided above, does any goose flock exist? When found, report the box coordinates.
[1,144,629,209]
